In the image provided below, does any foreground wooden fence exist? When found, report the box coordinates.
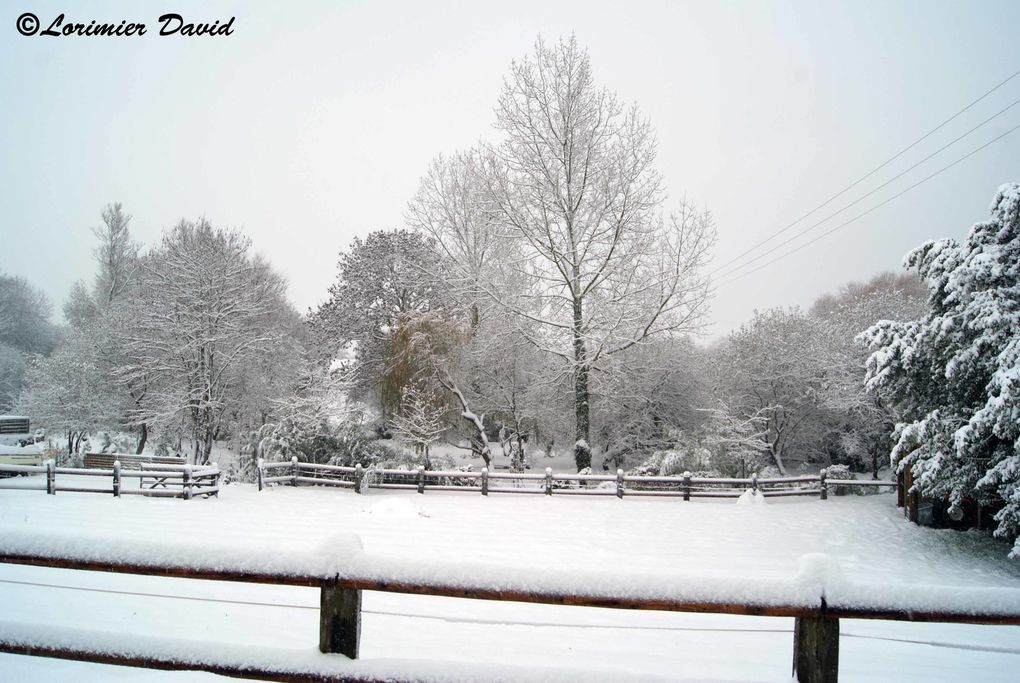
[258,458,896,501]
[0,461,221,499]
[1,541,1018,683]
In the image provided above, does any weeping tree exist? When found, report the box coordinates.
[309,230,450,423]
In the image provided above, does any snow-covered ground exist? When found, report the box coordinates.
[1,480,1019,681]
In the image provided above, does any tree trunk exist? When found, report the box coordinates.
[438,370,492,467]
[135,422,148,455]
[770,442,788,476]
[572,294,590,469]
[201,425,214,465]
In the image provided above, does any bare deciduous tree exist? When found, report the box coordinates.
[481,36,714,467]
[407,150,500,329]
[92,203,140,306]
[123,219,295,464]
[390,380,447,466]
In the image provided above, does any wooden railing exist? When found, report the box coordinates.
[1,538,1019,683]
[258,457,897,501]
[0,460,221,499]
[83,452,188,470]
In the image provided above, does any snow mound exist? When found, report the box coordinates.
[363,498,429,519]
[735,489,766,505]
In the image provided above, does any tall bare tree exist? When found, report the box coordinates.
[92,203,140,306]
[407,150,500,329]
[482,36,714,467]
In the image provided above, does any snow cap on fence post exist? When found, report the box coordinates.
[751,473,758,492]
[616,468,625,498]
[683,471,691,501]
[545,467,552,495]
[819,468,828,501]
[113,460,121,498]
[481,467,488,496]
[46,459,55,495]
[794,552,845,599]
[354,463,364,494]
[291,456,299,485]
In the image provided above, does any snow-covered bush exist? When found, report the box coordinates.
[91,431,138,455]
[659,450,687,476]
[824,463,854,496]
[326,426,407,468]
[825,464,852,479]
[688,469,723,479]
[862,183,1020,554]
[632,447,710,477]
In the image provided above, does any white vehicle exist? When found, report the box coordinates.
[0,415,44,468]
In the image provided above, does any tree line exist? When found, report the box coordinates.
[2,34,1018,556]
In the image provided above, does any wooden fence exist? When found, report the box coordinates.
[258,458,896,501]
[1,542,1018,683]
[0,460,221,499]
[83,452,188,470]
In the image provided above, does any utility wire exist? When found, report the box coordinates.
[713,96,1020,282]
[714,121,1020,289]
[710,67,1020,276]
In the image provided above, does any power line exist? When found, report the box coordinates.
[710,66,1020,276]
[714,121,1020,289]
[713,96,1020,282]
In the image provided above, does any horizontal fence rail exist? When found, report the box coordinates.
[0,460,221,500]
[257,457,897,502]
[2,536,1019,683]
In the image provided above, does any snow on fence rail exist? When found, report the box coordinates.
[257,457,896,501]
[0,460,221,499]
[2,533,1019,683]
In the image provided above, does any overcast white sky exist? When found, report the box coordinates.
[2,0,1019,337]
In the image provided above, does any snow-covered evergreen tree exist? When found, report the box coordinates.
[862,183,1020,555]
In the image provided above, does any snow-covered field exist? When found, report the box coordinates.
[2,480,1019,681]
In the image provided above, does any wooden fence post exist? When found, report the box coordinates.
[616,469,625,499]
[291,456,299,486]
[213,462,222,498]
[819,470,828,501]
[417,466,425,494]
[319,580,361,659]
[751,473,758,493]
[481,467,488,496]
[545,467,552,496]
[113,461,121,498]
[46,459,55,495]
[256,458,264,492]
[354,463,364,494]
[183,464,193,500]
[682,471,690,502]
[793,612,839,683]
